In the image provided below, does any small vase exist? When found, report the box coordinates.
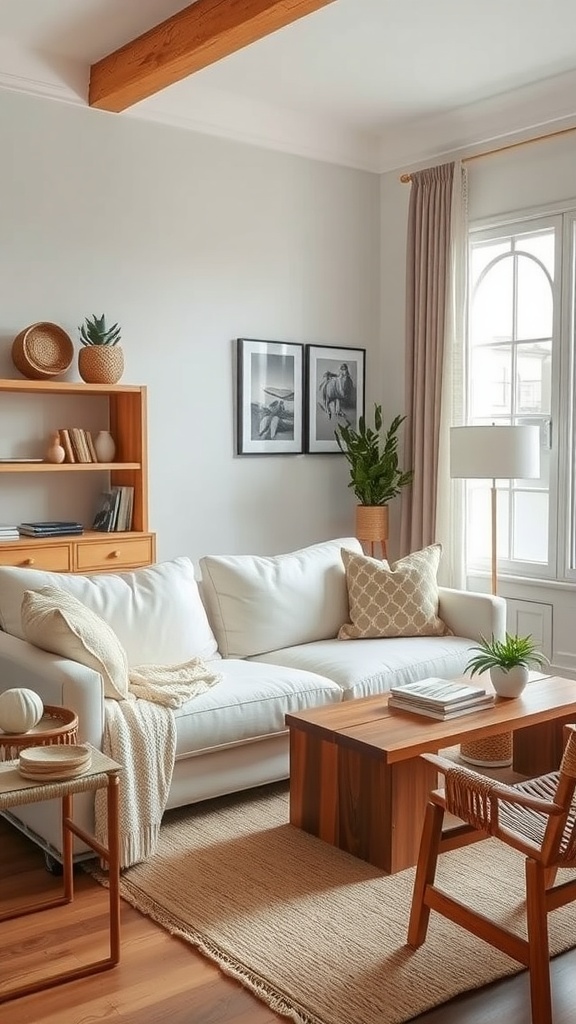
[490,664,529,699]
[93,430,116,463]
[46,431,65,464]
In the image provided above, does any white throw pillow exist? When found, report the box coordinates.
[200,537,363,658]
[0,557,220,667]
[21,587,129,700]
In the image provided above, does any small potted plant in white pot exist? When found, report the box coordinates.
[78,314,124,384]
[465,632,548,698]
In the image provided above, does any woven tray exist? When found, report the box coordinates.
[0,705,79,761]
[12,322,74,380]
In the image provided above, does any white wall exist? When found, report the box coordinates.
[380,132,576,675]
[0,89,381,565]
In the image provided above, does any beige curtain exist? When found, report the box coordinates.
[435,163,468,587]
[400,162,454,556]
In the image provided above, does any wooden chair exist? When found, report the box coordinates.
[407,725,576,1024]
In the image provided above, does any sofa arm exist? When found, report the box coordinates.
[438,588,506,643]
[0,632,105,748]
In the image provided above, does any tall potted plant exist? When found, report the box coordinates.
[335,404,413,554]
[78,314,124,384]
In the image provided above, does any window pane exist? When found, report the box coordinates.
[516,255,553,340]
[516,342,552,415]
[512,491,548,562]
[466,481,491,562]
[470,345,512,418]
[516,231,554,276]
[471,239,511,285]
[471,256,513,344]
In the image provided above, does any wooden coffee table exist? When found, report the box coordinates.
[286,674,576,874]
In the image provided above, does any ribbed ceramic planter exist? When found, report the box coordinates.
[78,346,124,384]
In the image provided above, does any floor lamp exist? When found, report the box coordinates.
[450,425,541,596]
[450,424,541,768]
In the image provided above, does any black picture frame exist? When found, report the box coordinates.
[305,345,366,453]
[236,338,304,455]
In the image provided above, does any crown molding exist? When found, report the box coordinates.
[128,85,382,172]
[1,39,576,176]
[378,68,576,174]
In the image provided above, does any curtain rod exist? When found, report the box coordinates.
[399,122,576,182]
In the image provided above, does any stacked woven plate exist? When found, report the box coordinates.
[18,744,92,782]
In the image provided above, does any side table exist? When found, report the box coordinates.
[0,746,121,1004]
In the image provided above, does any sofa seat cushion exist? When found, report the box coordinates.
[174,660,342,757]
[199,537,362,658]
[249,635,475,701]
[0,558,219,667]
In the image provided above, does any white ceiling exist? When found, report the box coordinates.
[2,0,576,172]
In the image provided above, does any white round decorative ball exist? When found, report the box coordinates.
[0,688,44,734]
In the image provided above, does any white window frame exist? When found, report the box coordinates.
[466,209,566,584]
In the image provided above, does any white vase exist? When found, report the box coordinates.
[94,430,116,463]
[490,664,529,698]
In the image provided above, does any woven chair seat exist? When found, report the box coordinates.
[499,772,576,861]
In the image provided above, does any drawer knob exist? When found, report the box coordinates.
[111,550,121,558]
[23,558,35,566]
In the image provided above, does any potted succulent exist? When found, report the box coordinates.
[465,632,548,698]
[335,405,413,552]
[78,314,124,384]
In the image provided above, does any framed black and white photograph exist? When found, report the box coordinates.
[237,338,304,455]
[305,345,365,453]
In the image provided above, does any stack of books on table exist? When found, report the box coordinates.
[0,524,19,541]
[388,677,495,720]
[18,521,84,538]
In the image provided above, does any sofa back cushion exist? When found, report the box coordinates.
[200,537,362,658]
[0,557,219,667]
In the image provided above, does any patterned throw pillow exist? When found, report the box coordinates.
[338,544,448,640]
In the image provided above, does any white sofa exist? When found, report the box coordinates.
[0,537,505,862]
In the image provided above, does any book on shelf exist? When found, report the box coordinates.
[389,677,489,710]
[116,486,134,531]
[388,693,496,720]
[70,427,91,464]
[58,428,75,463]
[0,525,19,540]
[18,521,84,537]
[85,430,98,463]
[92,489,121,532]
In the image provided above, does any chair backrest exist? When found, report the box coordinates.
[542,725,576,865]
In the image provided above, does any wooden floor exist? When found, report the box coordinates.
[2,817,576,1024]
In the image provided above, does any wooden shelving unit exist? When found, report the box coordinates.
[0,379,156,573]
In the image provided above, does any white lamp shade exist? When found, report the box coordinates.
[450,425,540,480]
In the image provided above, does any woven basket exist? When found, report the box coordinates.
[78,345,124,384]
[12,323,74,380]
[460,731,513,767]
[355,505,389,543]
[0,705,78,761]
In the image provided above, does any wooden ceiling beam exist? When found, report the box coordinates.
[89,0,337,112]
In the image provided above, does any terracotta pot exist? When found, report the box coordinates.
[354,505,389,543]
[490,664,529,698]
[78,346,124,385]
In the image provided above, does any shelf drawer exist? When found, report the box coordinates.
[0,544,72,571]
[76,535,154,572]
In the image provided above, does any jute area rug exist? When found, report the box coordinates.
[95,783,576,1024]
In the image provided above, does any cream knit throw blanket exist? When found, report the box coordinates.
[95,657,222,869]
